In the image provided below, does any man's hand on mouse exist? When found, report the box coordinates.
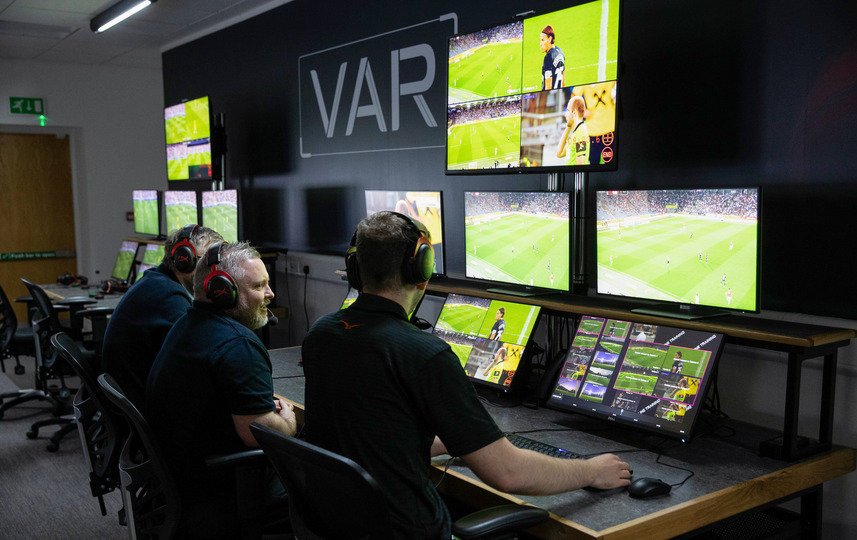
[585,454,632,490]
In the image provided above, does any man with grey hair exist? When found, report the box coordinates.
[102,224,222,408]
[146,241,296,535]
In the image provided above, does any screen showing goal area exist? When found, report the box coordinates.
[464,191,570,292]
[596,188,760,311]
[446,0,620,173]
[164,191,199,236]
[433,293,541,390]
[548,316,725,440]
[165,96,212,181]
[135,244,166,283]
[111,241,139,281]
[364,190,445,275]
[202,189,238,243]
[132,190,160,236]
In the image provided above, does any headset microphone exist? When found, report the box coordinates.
[266,308,278,326]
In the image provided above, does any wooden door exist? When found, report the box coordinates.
[0,132,76,323]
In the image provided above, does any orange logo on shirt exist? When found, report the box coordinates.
[341,320,361,330]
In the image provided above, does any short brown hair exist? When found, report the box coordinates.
[355,211,421,292]
[541,25,555,43]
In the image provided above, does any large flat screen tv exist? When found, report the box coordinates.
[446,0,620,173]
[202,189,239,243]
[596,188,760,317]
[464,191,570,293]
[364,190,446,276]
[164,190,199,236]
[165,96,212,181]
[547,315,725,441]
[132,190,160,236]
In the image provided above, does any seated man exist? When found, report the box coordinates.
[102,224,222,408]
[302,212,631,539]
[147,241,296,531]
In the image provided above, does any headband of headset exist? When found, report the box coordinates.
[203,242,238,308]
[170,224,199,273]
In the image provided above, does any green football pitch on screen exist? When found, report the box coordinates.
[112,251,135,281]
[477,300,540,345]
[202,205,238,243]
[165,205,197,235]
[133,199,159,235]
[448,40,522,104]
[447,115,520,170]
[435,302,487,337]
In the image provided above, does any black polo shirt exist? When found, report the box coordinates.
[146,301,274,496]
[302,293,503,540]
[102,263,191,408]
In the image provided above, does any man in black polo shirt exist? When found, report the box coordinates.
[302,212,630,539]
[102,224,222,407]
[147,241,296,532]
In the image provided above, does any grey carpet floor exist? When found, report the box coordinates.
[0,357,125,539]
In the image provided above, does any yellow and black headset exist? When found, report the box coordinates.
[345,211,435,291]
[170,224,199,273]
[203,242,239,308]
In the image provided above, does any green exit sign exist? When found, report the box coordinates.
[9,97,44,115]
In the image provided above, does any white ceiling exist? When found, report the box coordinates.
[0,0,290,69]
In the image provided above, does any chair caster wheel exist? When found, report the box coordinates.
[14,365,25,375]
[46,442,59,452]
[26,429,38,439]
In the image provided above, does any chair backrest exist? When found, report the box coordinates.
[52,332,125,501]
[21,278,62,331]
[98,373,180,540]
[249,423,393,540]
[0,283,17,354]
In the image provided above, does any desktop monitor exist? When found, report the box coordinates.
[547,315,725,441]
[341,288,358,309]
[445,0,621,173]
[464,191,570,293]
[164,190,199,236]
[111,241,138,281]
[433,293,541,390]
[132,190,160,236]
[364,190,445,276]
[202,189,239,243]
[165,96,212,181]
[595,188,760,315]
[135,244,165,282]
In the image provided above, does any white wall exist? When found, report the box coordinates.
[0,58,165,279]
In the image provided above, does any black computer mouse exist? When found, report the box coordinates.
[628,477,671,499]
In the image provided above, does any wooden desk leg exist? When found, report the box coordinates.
[800,485,822,539]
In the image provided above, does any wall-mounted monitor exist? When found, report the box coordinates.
[547,315,725,441]
[433,293,541,391]
[165,96,212,181]
[596,188,760,317]
[132,190,161,236]
[135,244,166,282]
[164,190,199,236]
[364,190,446,276]
[111,241,139,282]
[464,191,570,293]
[202,189,239,243]
[446,0,621,173]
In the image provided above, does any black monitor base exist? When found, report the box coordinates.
[475,386,521,408]
[631,303,729,320]
[486,287,552,298]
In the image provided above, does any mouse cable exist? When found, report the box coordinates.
[434,456,457,489]
[654,452,695,488]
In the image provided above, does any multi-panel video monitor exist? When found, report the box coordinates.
[202,189,239,243]
[596,188,760,313]
[548,316,725,440]
[446,0,620,173]
[132,190,160,236]
[433,294,540,390]
[135,244,166,283]
[464,191,570,292]
[111,241,138,282]
[364,190,445,275]
[340,288,358,310]
[165,96,212,181]
[164,191,199,236]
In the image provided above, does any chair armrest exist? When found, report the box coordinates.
[452,504,549,540]
[77,307,115,318]
[56,298,97,307]
[204,449,267,469]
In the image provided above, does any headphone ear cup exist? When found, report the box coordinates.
[344,247,362,291]
[205,273,238,308]
[402,238,435,284]
[172,244,197,273]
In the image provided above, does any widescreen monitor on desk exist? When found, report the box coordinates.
[110,241,138,282]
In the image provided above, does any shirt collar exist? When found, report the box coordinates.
[351,293,409,321]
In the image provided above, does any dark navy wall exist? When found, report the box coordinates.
[162,0,857,318]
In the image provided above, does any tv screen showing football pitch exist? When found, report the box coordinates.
[464,191,570,292]
[164,191,198,236]
[132,190,160,236]
[111,241,138,281]
[202,190,238,243]
[165,96,212,181]
[548,316,725,440]
[433,294,540,390]
[445,0,620,173]
[596,188,760,311]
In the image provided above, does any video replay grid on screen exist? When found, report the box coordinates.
[464,191,570,292]
[548,316,724,440]
[202,190,238,243]
[364,190,445,275]
[596,188,760,312]
[132,190,159,236]
[165,96,212,181]
[164,191,198,236]
[433,293,540,390]
[446,0,620,172]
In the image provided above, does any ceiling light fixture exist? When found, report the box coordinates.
[90,0,157,34]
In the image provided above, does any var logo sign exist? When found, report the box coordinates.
[298,14,457,158]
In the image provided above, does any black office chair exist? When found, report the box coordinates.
[98,373,282,539]
[21,278,91,343]
[249,423,549,540]
[0,282,34,376]
[52,332,126,518]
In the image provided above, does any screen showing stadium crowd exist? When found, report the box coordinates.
[597,189,758,221]
[448,22,522,59]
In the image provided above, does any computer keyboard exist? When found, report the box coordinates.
[505,433,583,459]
